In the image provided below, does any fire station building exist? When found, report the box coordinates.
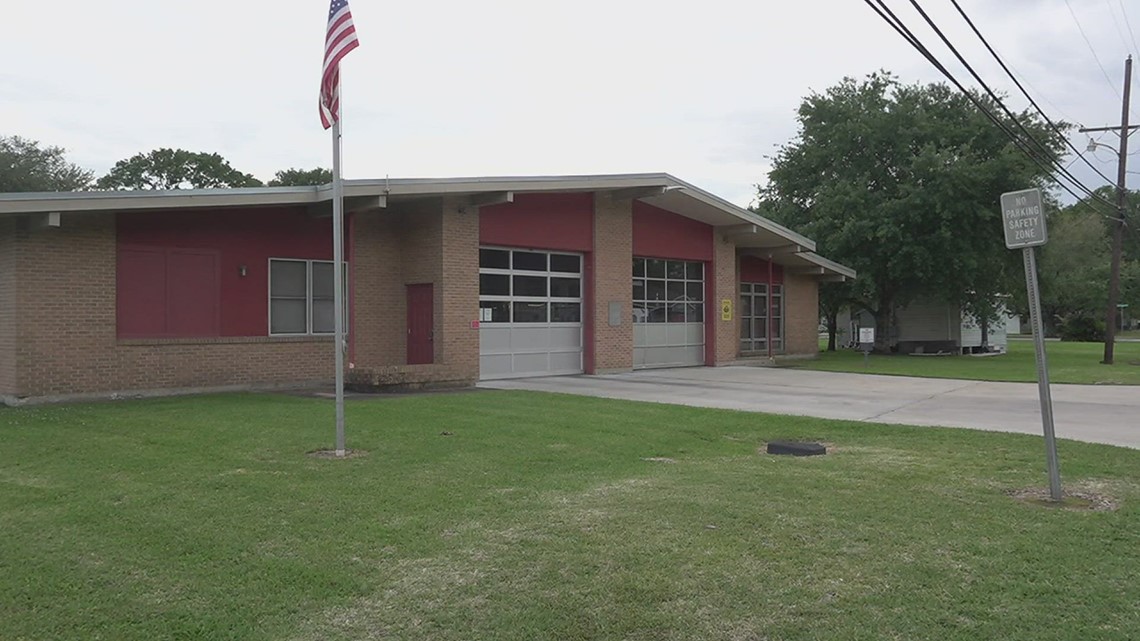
[0,173,853,404]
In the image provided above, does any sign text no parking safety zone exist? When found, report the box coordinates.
[1001,188,1047,249]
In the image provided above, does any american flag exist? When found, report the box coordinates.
[319,0,360,129]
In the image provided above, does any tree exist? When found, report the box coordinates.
[0,135,93,192]
[760,72,1067,352]
[96,148,263,190]
[268,167,332,187]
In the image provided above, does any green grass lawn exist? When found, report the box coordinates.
[2,392,1139,641]
[798,339,1140,384]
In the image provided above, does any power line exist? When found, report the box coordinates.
[903,0,1119,209]
[1064,0,1124,99]
[861,0,1120,217]
[1117,0,1140,55]
[1106,0,1136,53]
[949,0,1117,188]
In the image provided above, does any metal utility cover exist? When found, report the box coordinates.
[1001,188,1048,249]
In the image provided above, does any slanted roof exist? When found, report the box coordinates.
[0,172,854,279]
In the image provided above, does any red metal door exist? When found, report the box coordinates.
[406,284,434,365]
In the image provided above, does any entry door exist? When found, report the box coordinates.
[406,284,434,365]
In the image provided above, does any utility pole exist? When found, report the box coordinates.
[1080,55,1134,365]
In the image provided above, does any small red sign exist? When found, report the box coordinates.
[470,320,480,329]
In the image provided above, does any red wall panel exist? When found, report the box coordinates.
[740,256,785,284]
[117,207,336,337]
[632,202,713,261]
[117,248,167,337]
[480,193,594,252]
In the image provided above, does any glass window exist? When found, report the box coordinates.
[513,251,547,271]
[480,273,510,296]
[686,282,703,301]
[633,258,646,277]
[480,301,510,323]
[513,275,547,297]
[646,280,666,301]
[632,301,648,323]
[667,261,686,279]
[646,259,666,278]
[686,262,704,280]
[633,279,645,300]
[270,299,306,334]
[270,260,307,298]
[270,259,345,335]
[739,282,783,354]
[646,302,667,323]
[685,303,704,323]
[512,302,547,323]
[551,302,581,323]
[550,277,580,298]
[667,280,685,301]
[550,254,581,273]
[480,248,510,269]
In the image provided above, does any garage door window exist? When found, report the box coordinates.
[740,283,783,353]
[479,248,582,323]
[632,258,704,324]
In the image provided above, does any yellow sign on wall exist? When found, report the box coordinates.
[721,298,733,321]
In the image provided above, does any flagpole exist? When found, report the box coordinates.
[331,116,347,457]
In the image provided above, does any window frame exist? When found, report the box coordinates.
[268,258,348,336]
[739,282,784,353]
[478,247,583,325]
[632,257,705,325]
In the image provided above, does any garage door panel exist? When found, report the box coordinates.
[480,326,513,352]
[479,247,583,379]
[549,351,582,372]
[633,257,705,369]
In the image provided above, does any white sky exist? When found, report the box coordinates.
[2,0,1136,206]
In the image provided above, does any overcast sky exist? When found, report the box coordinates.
[2,0,1136,206]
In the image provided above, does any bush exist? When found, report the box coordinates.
[1056,314,1105,342]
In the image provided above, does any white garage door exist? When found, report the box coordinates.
[479,248,584,379]
[633,258,705,368]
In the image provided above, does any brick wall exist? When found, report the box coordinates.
[712,232,738,364]
[347,199,479,389]
[8,214,339,402]
[783,273,820,356]
[592,194,633,373]
[0,218,18,397]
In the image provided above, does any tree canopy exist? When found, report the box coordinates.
[759,72,1068,351]
[96,148,263,190]
[0,135,93,192]
[268,167,332,187]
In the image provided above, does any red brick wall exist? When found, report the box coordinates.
[592,194,634,373]
[0,218,18,397]
[784,273,820,356]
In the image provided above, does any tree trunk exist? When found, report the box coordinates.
[872,294,893,354]
[826,311,838,352]
[980,316,990,351]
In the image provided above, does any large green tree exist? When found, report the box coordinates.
[0,135,93,192]
[96,148,263,190]
[268,167,332,187]
[760,72,1067,352]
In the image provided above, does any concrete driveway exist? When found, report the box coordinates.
[479,366,1140,449]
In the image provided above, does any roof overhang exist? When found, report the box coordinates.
[0,172,853,278]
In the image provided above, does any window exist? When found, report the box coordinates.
[632,258,704,324]
[269,259,347,335]
[740,282,783,353]
[479,248,582,324]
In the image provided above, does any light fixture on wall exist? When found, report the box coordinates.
[239,265,248,277]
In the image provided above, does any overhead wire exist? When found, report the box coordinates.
[902,0,1119,211]
[860,0,1122,219]
[949,0,1117,188]
[1064,0,1124,99]
[1120,0,1140,55]
[1105,0,1136,54]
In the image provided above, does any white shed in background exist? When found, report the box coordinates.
[839,299,1020,354]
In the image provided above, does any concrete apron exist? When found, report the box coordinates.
[479,366,1140,450]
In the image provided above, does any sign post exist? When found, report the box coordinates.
[1001,188,1062,501]
[858,327,875,370]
